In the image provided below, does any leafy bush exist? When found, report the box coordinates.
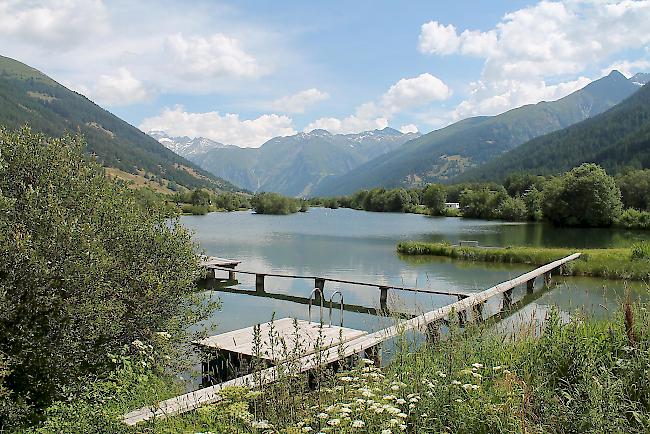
[496,196,527,221]
[0,127,210,423]
[616,208,650,229]
[250,192,302,215]
[631,241,650,260]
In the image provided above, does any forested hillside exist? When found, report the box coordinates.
[0,55,239,191]
[314,71,643,196]
[460,82,650,181]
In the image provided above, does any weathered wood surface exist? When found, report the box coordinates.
[200,256,241,268]
[123,253,580,426]
[194,318,366,362]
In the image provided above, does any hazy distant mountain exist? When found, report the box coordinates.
[165,127,419,197]
[459,82,650,181]
[314,71,643,196]
[148,130,234,158]
[0,55,239,192]
[630,72,650,87]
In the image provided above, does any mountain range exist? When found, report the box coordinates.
[312,71,646,196]
[152,127,419,197]
[0,55,238,192]
[459,80,650,181]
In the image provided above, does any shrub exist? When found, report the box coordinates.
[496,196,527,221]
[0,127,209,422]
[616,208,650,229]
[631,241,650,260]
[250,192,301,215]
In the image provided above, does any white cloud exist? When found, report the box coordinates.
[0,0,109,50]
[380,73,451,114]
[165,33,264,79]
[399,124,419,134]
[419,0,650,120]
[306,73,450,134]
[139,107,296,148]
[90,68,152,106]
[270,88,330,113]
[418,21,460,55]
[305,116,389,134]
[601,59,650,78]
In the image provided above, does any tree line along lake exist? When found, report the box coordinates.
[182,207,650,338]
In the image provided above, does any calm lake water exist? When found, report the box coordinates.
[181,208,650,338]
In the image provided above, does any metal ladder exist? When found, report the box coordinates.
[308,288,344,327]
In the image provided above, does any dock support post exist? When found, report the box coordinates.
[379,286,389,312]
[229,270,236,280]
[426,320,441,344]
[255,274,265,293]
[473,302,484,323]
[502,289,513,311]
[543,271,552,286]
[365,345,381,367]
[527,278,535,294]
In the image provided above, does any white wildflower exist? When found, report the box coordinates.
[352,420,365,428]
[327,419,340,426]
[396,398,406,404]
[317,412,329,419]
[472,363,484,369]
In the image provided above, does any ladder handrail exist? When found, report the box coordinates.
[329,290,344,327]
[308,288,324,323]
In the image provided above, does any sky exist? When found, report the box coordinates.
[1,0,650,147]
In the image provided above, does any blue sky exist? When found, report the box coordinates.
[1,0,650,146]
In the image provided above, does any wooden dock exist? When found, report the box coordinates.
[123,253,580,426]
[200,256,240,280]
[195,318,366,362]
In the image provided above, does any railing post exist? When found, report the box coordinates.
[526,278,535,294]
[379,286,389,312]
[502,289,513,311]
[314,278,325,302]
[255,274,265,293]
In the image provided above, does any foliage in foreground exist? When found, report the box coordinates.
[0,127,215,427]
[396,241,650,280]
[29,303,650,433]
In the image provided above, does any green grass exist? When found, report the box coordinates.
[397,241,650,280]
[28,303,650,433]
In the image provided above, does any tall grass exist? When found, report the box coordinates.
[397,241,650,281]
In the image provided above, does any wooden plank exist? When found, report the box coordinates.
[195,318,366,362]
[200,256,241,268]
[123,253,580,425]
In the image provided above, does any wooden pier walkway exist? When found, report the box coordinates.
[123,253,580,426]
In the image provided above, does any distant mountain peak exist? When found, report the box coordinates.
[303,128,332,137]
[607,69,627,80]
[630,72,650,86]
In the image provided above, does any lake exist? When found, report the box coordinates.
[182,207,650,339]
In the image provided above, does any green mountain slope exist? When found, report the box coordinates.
[459,82,650,181]
[182,128,418,197]
[0,55,239,191]
[314,71,641,196]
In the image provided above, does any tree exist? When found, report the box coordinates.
[190,188,212,206]
[0,127,208,416]
[459,187,507,219]
[497,196,528,221]
[524,186,544,221]
[616,169,650,210]
[542,163,622,227]
[422,184,447,215]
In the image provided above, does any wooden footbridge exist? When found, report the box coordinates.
[123,253,580,426]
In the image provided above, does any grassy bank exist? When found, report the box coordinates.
[397,241,650,281]
[30,304,650,433]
